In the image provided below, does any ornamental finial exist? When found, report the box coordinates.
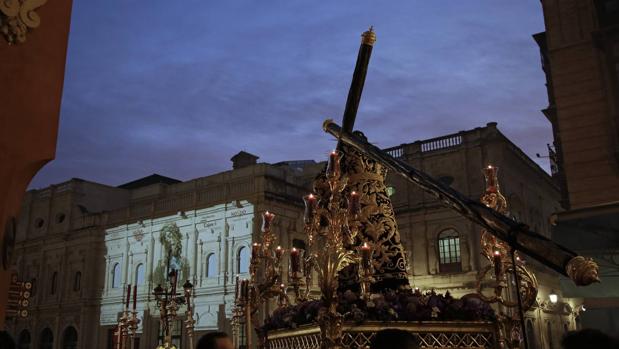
[361,26,376,46]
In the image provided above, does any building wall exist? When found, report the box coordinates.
[538,0,619,337]
[540,0,619,210]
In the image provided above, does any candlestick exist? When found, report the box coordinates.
[251,242,261,260]
[275,245,284,260]
[290,248,300,273]
[483,165,499,193]
[132,285,137,310]
[360,242,371,271]
[349,191,361,217]
[303,193,318,224]
[235,275,240,301]
[326,150,341,178]
[240,280,249,301]
[262,211,276,232]
[126,284,131,308]
[493,250,502,279]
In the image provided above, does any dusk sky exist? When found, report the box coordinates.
[30,1,551,189]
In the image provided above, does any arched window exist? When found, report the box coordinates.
[135,264,145,285]
[62,326,78,349]
[526,320,538,349]
[39,328,53,349]
[206,254,218,277]
[237,247,250,274]
[17,330,31,349]
[111,263,121,289]
[73,272,81,292]
[50,272,58,295]
[437,229,462,273]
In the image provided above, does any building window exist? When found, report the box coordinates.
[206,254,218,277]
[17,330,31,349]
[31,278,37,297]
[39,328,53,349]
[112,263,121,288]
[135,264,145,285]
[237,247,250,274]
[73,272,81,292]
[437,229,462,273]
[62,326,78,349]
[50,272,58,295]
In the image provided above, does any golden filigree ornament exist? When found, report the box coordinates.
[0,0,48,44]
[476,165,538,349]
[339,140,409,290]
[566,256,600,286]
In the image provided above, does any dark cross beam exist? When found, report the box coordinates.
[340,27,376,135]
[323,120,600,286]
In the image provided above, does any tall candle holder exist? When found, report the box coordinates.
[303,150,370,349]
[475,165,538,349]
[153,270,195,349]
[233,211,288,349]
[115,284,140,349]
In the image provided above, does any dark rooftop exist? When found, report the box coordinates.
[117,174,181,189]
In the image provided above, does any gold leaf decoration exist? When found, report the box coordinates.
[0,0,48,44]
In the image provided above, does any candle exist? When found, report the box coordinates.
[262,211,276,232]
[240,280,249,301]
[483,165,498,193]
[235,275,240,301]
[303,194,318,224]
[275,245,284,259]
[251,242,261,260]
[360,242,371,271]
[125,284,131,308]
[349,191,361,216]
[326,150,341,178]
[493,250,502,279]
[290,248,300,273]
[170,270,178,295]
[132,285,137,310]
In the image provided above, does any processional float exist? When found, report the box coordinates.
[233,28,599,349]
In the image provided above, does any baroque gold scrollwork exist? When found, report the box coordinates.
[1,0,48,44]
[340,142,409,289]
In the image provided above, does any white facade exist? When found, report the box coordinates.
[99,200,254,340]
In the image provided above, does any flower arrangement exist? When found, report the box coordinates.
[261,287,496,333]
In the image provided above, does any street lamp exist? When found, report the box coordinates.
[549,290,558,304]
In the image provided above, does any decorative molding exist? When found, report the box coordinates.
[0,0,48,44]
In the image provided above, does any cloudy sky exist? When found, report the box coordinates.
[30,0,551,189]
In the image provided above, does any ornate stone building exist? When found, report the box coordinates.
[7,154,321,349]
[7,125,581,348]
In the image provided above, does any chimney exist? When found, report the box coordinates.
[231,151,259,170]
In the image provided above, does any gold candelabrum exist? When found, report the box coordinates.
[232,210,286,349]
[233,150,375,349]
[153,270,196,349]
[475,165,539,349]
[115,285,141,349]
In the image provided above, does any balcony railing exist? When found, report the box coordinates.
[421,134,462,153]
[385,146,405,159]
